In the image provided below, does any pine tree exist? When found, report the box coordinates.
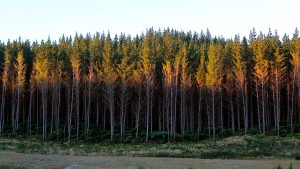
[34,40,51,141]
[117,35,134,138]
[233,35,249,134]
[206,42,221,139]
[195,44,207,136]
[254,33,268,134]
[289,28,300,133]
[101,33,118,140]
[14,51,26,133]
[141,29,155,142]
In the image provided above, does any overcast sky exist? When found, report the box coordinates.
[0,0,299,42]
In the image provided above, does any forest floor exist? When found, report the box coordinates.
[0,151,299,169]
[0,135,300,168]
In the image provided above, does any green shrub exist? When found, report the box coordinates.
[248,127,259,135]
[273,163,294,169]
[273,164,283,169]
[294,152,300,160]
[149,131,168,142]
[0,145,6,151]
[183,130,199,141]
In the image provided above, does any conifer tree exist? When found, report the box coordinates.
[195,44,207,136]
[141,29,155,142]
[206,42,221,139]
[117,35,134,138]
[101,33,118,140]
[254,33,268,134]
[14,51,26,133]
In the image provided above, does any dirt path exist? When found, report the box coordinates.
[0,151,299,169]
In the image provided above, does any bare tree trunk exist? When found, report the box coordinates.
[86,77,92,137]
[197,89,202,137]
[291,73,296,133]
[262,79,266,134]
[15,87,21,133]
[56,73,61,140]
[220,90,223,136]
[256,80,261,133]
[68,81,74,141]
[28,86,33,136]
[212,90,216,139]
[276,71,280,136]
[206,96,211,138]
[36,88,39,136]
[119,83,127,139]
[237,93,240,130]
[41,85,47,142]
[106,83,115,140]
[243,82,248,135]
[11,86,16,136]
[145,83,151,142]
[134,84,142,139]
[75,79,80,142]
[0,85,6,134]
[180,86,187,136]
[230,93,235,133]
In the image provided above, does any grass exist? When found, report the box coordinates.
[0,164,28,169]
[0,135,299,159]
[273,163,294,169]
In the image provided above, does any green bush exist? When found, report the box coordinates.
[183,130,199,141]
[294,152,300,160]
[149,131,168,142]
[0,145,6,151]
[273,163,294,169]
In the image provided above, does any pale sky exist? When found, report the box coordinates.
[0,0,299,42]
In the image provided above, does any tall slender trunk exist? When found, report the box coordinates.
[76,80,80,142]
[146,82,150,142]
[42,85,47,142]
[256,79,261,133]
[0,85,6,134]
[230,93,235,133]
[56,74,61,140]
[197,89,202,137]
[220,90,223,136]
[275,69,280,136]
[243,81,248,135]
[11,86,16,136]
[291,72,296,133]
[86,78,91,136]
[262,78,266,134]
[15,88,21,132]
[28,87,33,136]
[206,96,211,138]
[68,82,74,141]
[106,84,115,140]
[212,90,215,139]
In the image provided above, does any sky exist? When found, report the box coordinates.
[0,0,299,42]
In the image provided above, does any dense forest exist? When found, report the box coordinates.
[0,28,299,142]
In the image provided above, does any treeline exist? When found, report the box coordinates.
[0,28,299,142]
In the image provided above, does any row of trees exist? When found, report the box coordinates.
[0,28,299,142]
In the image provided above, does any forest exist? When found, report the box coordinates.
[0,27,299,142]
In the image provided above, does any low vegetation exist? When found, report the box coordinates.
[0,135,299,159]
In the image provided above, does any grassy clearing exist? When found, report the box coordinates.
[0,152,298,169]
[0,135,299,159]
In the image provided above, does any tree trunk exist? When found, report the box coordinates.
[212,90,215,139]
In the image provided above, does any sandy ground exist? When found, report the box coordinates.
[0,151,299,169]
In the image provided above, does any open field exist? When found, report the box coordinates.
[0,151,299,169]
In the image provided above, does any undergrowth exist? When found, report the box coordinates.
[0,135,299,159]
